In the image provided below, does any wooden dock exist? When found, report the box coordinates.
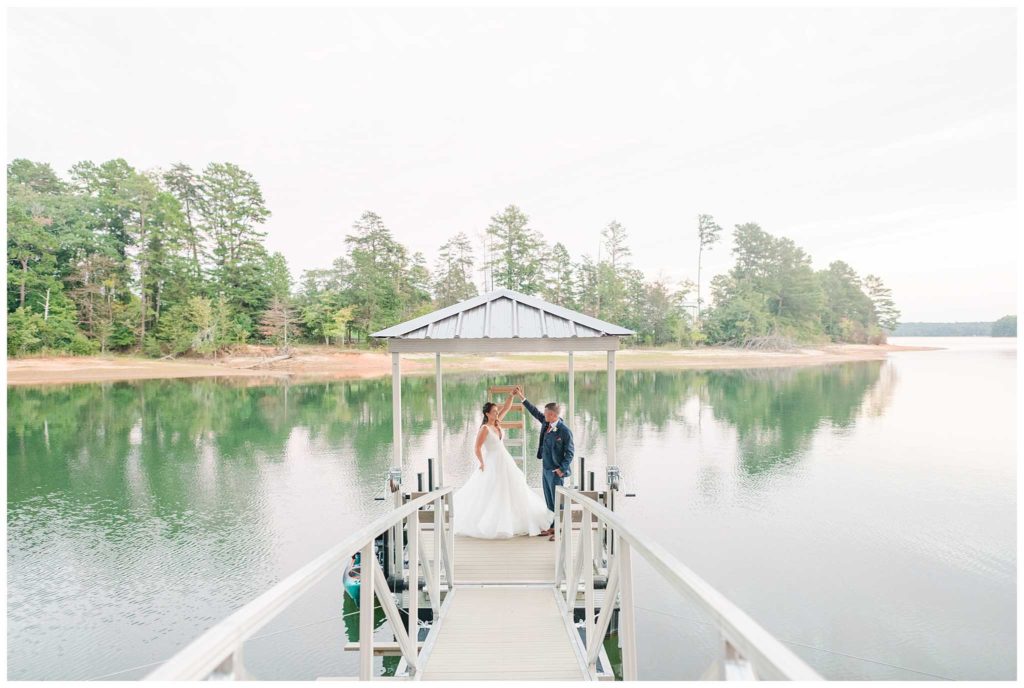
[411,531,594,680]
[418,586,587,680]
[147,486,823,682]
[419,531,566,584]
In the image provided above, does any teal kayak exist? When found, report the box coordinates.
[343,552,361,603]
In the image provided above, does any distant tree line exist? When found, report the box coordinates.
[992,315,1017,337]
[893,317,1017,337]
[7,158,901,356]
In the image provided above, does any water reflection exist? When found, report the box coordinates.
[8,357,985,681]
[704,362,892,474]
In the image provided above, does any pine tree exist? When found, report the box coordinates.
[542,242,575,307]
[696,214,723,321]
[598,220,632,322]
[485,205,544,294]
[198,162,272,323]
[864,275,900,331]
[163,163,206,282]
[433,232,478,307]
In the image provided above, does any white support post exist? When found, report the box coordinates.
[433,496,442,594]
[618,538,637,681]
[391,488,402,579]
[446,491,455,585]
[554,490,565,585]
[408,508,419,644]
[434,497,454,589]
[417,534,440,615]
[371,557,418,672]
[582,509,595,643]
[607,350,616,467]
[392,352,402,468]
[587,551,619,671]
[359,541,375,680]
[568,520,586,608]
[434,353,444,487]
[391,352,403,580]
[568,351,575,478]
[562,495,574,605]
[231,644,247,680]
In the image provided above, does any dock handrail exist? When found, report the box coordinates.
[146,486,455,681]
[555,486,823,681]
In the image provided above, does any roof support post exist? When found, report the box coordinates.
[607,350,616,468]
[435,353,444,487]
[392,352,402,469]
[568,351,576,479]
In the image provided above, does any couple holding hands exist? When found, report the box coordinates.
[453,386,574,542]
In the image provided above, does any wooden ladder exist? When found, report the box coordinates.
[487,385,530,482]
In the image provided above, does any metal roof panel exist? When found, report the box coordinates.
[371,288,634,340]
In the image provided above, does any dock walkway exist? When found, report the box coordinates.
[415,532,592,680]
[146,486,824,682]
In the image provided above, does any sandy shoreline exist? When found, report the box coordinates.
[5,342,939,387]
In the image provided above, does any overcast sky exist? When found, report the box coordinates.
[7,6,1017,322]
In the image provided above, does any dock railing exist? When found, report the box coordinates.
[146,487,455,681]
[555,486,823,681]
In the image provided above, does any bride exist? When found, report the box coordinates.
[453,393,553,539]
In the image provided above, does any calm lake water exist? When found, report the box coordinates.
[7,338,1016,680]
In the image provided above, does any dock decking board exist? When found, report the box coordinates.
[419,586,588,681]
[406,525,599,680]
[419,531,584,585]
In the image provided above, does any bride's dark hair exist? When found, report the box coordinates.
[481,401,497,425]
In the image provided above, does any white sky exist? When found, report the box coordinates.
[6,6,1017,321]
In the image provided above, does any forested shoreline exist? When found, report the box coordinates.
[893,317,1017,337]
[7,158,901,357]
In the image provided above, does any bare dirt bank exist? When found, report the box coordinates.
[6,342,939,387]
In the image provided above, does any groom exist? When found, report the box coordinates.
[513,385,574,541]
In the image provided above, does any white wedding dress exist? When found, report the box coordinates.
[453,425,553,539]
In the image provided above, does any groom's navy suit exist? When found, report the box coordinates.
[522,398,574,529]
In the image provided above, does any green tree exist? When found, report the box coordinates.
[327,306,355,345]
[433,232,477,307]
[197,162,272,325]
[66,253,122,352]
[731,223,825,338]
[485,205,544,294]
[597,220,632,323]
[120,170,164,342]
[7,159,65,194]
[818,261,875,342]
[6,307,46,354]
[68,159,138,271]
[163,163,206,282]
[542,242,576,308]
[617,266,648,337]
[264,251,293,301]
[696,214,723,321]
[343,211,426,340]
[7,180,59,311]
[638,280,684,346]
[863,274,900,332]
[573,255,600,317]
[991,315,1016,337]
[703,275,773,344]
[154,295,240,356]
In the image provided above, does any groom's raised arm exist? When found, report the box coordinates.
[521,397,545,424]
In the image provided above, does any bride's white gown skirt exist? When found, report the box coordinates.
[454,427,553,539]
